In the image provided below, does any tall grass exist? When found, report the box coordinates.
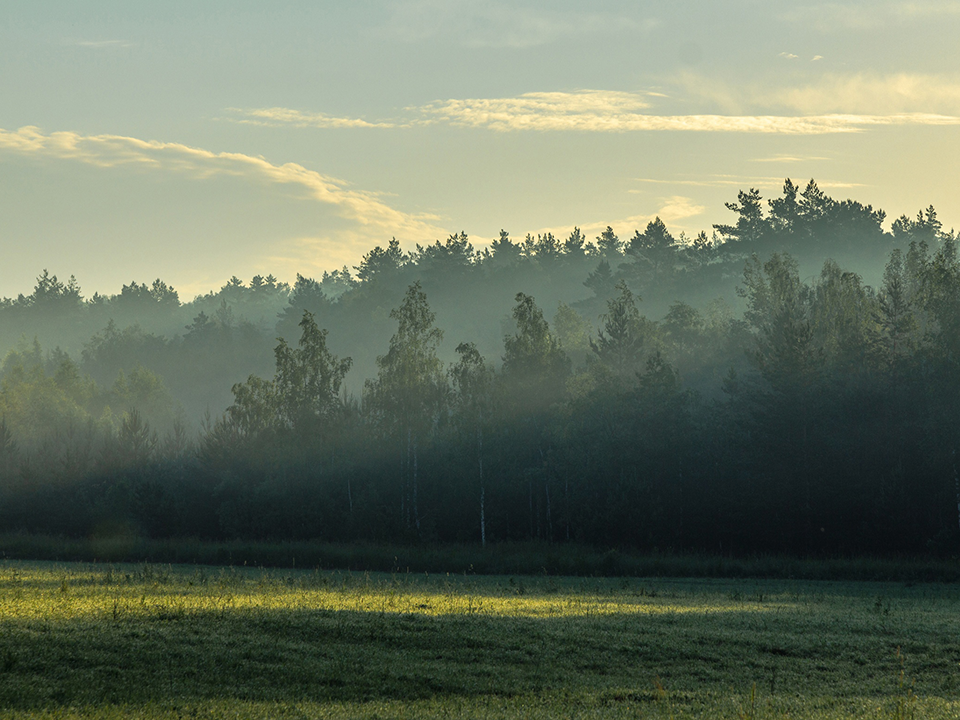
[0,560,958,718]
[0,532,957,582]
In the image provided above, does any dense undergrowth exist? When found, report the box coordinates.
[2,534,958,583]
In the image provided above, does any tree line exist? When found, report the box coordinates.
[0,179,957,555]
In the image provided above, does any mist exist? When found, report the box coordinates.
[0,179,956,555]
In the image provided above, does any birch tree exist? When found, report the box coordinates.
[451,342,492,545]
[365,282,446,532]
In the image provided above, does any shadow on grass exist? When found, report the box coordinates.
[0,596,954,713]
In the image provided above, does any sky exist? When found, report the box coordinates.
[2,1,959,299]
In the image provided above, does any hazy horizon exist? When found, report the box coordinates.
[3,1,959,298]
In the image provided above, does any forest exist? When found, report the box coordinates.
[0,178,958,556]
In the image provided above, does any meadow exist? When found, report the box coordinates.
[0,561,957,719]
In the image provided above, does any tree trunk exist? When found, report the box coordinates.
[478,424,486,547]
[413,437,420,533]
[677,456,683,548]
[529,479,534,539]
[954,447,959,532]
[545,479,552,540]
[402,430,409,527]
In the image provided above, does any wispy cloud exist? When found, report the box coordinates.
[652,196,708,224]
[417,90,663,131]
[375,1,656,49]
[223,107,399,129]
[264,233,395,281]
[674,71,960,117]
[227,91,656,132]
[0,125,445,244]
[69,39,134,49]
[779,52,799,59]
[529,196,706,246]
[419,91,960,133]
[225,86,960,138]
[750,154,831,163]
[771,73,960,115]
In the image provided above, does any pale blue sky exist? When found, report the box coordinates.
[2,1,959,297]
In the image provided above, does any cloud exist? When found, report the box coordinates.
[223,107,399,129]
[70,39,134,49]
[226,85,960,138]
[264,234,385,281]
[652,196,708,224]
[375,1,656,49]
[418,90,660,130]
[527,196,706,246]
[770,73,960,115]
[419,91,960,133]
[674,71,960,117]
[779,52,799,59]
[750,154,831,163]
[0,125,445,244]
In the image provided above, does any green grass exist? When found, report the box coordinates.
[0,561,958,718]
[2,533,960,582]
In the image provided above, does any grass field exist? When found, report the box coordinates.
[0,561,957,718]
[4,534,960,583]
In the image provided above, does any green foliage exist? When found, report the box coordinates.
[590,280,649,382]
[0,341,99,440]
[626,216,679,281]
[0,181,959,554]
[364,283,447,533]
[450,342,491,428]
[595,225,622,257]
[740,253,820,386]
[273,311,352,435]
[365,282,446,435]
[714,187,766,245]
[115,409,158,467]
[502,292,569,410]
[876,249,919,366]
[810,260,878,372]
[552,302,592,369]
[355,237,407,284]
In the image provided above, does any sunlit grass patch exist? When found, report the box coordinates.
[0,562,796,622]
[0,561,958,718]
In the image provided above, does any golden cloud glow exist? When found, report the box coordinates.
[676,71,960,117]
[422,96,960,133]
[234,89,960,136]
[750,155,831,163]
[224,107,399,129]
[772,73,960,115]
[0,126,444,244]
